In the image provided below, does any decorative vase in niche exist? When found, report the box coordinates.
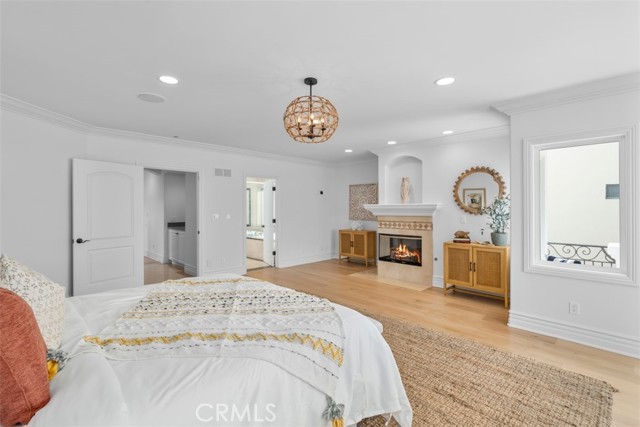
[400,177,410,204]
[491,232,508,246]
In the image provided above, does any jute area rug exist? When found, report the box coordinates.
[358,314,616,427]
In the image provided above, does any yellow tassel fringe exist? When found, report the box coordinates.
[47,360,59,381]
[332,418,344,427]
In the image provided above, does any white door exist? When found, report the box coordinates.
[72,159,143,295]
[262,180,276,266]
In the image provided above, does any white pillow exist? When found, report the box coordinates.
[0,255,66,349]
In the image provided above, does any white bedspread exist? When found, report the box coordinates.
[30,277,412,427]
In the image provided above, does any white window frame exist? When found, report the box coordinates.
[524,126,637,286]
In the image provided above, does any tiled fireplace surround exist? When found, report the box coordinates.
[364,204,440,287]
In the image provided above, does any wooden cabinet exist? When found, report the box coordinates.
[443,242,510,308]
[339,230,377,267]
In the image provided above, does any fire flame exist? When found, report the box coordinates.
[391,243,421,263]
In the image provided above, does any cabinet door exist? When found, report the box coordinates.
[169,231,178,262]
[444,244,472,286]
[339,231,353,255]
[352,233,366,257]
[473,247,505,292]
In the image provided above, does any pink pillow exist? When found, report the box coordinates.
[0,288,50,426]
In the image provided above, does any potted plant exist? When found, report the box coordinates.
[483,194,510,246]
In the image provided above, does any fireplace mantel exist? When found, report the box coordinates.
[364,203,441,217]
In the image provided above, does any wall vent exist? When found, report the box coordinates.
[215,168,232,178]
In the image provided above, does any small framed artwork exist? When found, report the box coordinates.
[463,188,486,211]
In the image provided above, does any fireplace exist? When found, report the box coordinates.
[379,234,422,267]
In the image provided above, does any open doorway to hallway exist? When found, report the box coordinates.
[143,169,199,284]
[246,177,277,271]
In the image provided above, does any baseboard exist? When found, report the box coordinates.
[144,250,168,264]
[431,275,444,288]
[277,253,334,269]
[184,263,197,276]
[508,310,640,358]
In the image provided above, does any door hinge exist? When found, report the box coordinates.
[272,251,276,256]
[272,218,276,224]
[272,186,276,191]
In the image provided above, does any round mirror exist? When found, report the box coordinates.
[453,166,506,215]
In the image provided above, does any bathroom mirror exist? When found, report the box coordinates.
[453,166,506,215]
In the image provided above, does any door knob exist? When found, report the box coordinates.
[75,238,90,244]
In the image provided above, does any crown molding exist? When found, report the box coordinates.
[493,72,640,116]
[0,94,330,167]
[0,94,92,134]
[90,125,329,167]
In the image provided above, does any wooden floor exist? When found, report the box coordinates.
[246,258,271,270]
[144,257,190,284]
[247,260,640,427]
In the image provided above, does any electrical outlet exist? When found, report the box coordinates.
[569,301,580,315]
[460,215,467,224]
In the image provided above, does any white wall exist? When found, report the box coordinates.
[0,110,86,291]
[506,84,639,357]
[330,158,379,240]
[373,130,511,285]
[544,142,619,245]
[164,172,186,223]
[384,156,422,204]
[0,104,339,292]
[143,169,165,262]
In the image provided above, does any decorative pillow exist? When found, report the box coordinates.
[0,288,51,426]
[0,255,66,349]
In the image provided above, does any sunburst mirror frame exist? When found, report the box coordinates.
[453,166,507,215]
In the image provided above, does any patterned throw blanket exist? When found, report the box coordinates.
[75,276,346,425]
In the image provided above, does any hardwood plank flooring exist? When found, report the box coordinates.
[144,257,190,284]
[247,259,640,427]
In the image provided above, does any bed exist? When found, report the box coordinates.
[27,274,412,427]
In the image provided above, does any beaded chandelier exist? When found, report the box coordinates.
[283,77,339,143]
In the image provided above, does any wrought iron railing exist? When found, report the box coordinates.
[546,242,616,267]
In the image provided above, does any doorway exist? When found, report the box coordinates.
[245,177,277,270]
[143,169,199,284]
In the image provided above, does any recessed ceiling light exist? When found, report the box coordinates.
[137,93,166,103]
[442,130,454,135]
[435,77,455,86]
[387,141,397,145]
[158,75,179,85]
[345,149,353,153]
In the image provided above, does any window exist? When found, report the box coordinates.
[524,127,637,285]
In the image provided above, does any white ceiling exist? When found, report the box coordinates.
[1,1,639,163]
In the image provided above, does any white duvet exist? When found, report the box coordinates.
[30,278,412,427]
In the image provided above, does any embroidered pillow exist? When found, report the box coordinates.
[0,255,66,349]
[0,288,51,425]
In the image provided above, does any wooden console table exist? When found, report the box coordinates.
[443,242,510,308]
[339,230,376,267]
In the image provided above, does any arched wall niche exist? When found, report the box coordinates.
[384,155,423,204]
